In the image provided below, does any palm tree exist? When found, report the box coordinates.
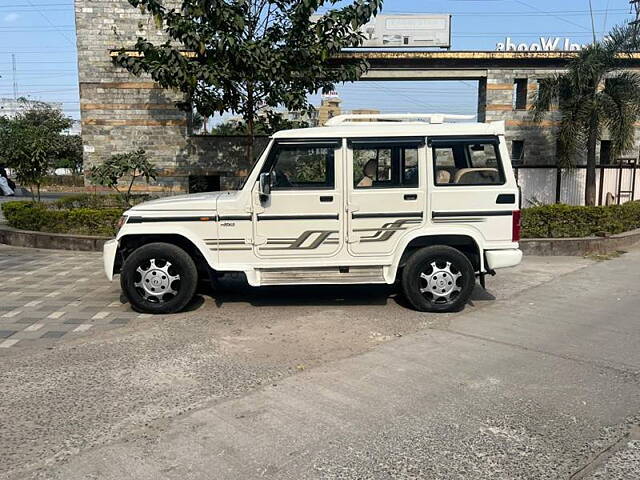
[532,26,640,205]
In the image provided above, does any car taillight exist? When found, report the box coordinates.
[512,210,521,242]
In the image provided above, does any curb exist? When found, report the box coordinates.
[1,224,639,256]
[0,225,110,252]
[521,228,640,256]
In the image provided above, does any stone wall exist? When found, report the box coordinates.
[75,0,268,193]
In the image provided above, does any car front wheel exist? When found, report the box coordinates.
[120,242,198,314]
[401,245,475,313]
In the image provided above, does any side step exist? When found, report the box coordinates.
[258,266,385,286]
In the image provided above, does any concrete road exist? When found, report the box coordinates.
[1,248,638,479]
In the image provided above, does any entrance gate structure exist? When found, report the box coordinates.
[73,1,640,199]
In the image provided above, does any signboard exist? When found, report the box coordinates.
[311,14,452,49]
[496,37,588,52]
[362,14,452,48]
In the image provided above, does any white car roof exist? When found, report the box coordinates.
[272,121,506,140]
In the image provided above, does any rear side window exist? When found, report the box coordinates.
[351,140,421,189]
[431,138,505,186]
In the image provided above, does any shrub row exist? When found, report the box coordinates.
[40,175,85,187]
[3,198,640,240]
[52,193,154,210]
[2,201,124,237]
[521,202,640,238]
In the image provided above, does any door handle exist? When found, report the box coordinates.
[404,194,418,201]
[320,196,334,203]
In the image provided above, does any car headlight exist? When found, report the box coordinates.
[115,215,128,233]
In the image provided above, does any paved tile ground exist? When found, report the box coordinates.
[0,244,141,350]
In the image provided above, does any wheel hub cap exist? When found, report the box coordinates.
[134,258,180,303]
[419,261,463,303]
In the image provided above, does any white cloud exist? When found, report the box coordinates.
[4,13,20,23]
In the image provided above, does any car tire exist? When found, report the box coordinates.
[401,245,475,313]
[120,242,198,314]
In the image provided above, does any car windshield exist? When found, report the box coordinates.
[237,140,274,190]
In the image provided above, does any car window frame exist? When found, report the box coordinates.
[261,139,341,191]
[429,136,507,187]
[348,138,424,190]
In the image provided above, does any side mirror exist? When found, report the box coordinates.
[259,172,271,201]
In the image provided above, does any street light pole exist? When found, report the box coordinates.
[631,0,640,40]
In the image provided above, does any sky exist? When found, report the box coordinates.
[0,0,635,121]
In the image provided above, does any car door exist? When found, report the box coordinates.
[346,138,426,256]
[253,139,344,259]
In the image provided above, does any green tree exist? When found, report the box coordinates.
[0,99,73,201]
[55,135,84,175]
[532,26,640,205]
[114,0,382,162]
[88,149,157,207]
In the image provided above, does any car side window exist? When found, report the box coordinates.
[268,145,335,190]
[352,142,420,189]
[432,139,505,186]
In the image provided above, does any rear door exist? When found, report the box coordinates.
[253,139,344,259]
[346,138,426,256]
[429,136,518,243]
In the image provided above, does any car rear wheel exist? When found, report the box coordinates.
[401,245,475,313]
[121,242,198,314]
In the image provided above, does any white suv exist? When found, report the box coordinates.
[104,114,523,314]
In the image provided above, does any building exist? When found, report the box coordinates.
[74,2,640,193]
[316,94,342,126]
[0,98,63,120]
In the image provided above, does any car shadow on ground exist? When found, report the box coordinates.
[205,277,398,308]
[120,278,496,312]
[191,276,496,310]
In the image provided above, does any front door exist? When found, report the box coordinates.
[253,140,343,259]
[346,138,427,256]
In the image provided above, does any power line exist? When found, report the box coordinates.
[22,0,75,46]
[0,3,73,7]
[513,0,593,32]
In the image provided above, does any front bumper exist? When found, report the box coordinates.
[485,248,523,270]
[103,239,118,281]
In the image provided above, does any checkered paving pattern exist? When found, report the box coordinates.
[0,245,143,350]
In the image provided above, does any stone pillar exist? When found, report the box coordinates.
[74,0,258,193]
[482,68,561,165]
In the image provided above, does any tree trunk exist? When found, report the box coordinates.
[245,83,255,167]
[585,118,598,206]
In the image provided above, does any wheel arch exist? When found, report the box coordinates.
[115,233,213,278]
[391,232,483,282]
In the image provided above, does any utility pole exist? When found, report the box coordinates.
[12,54,18,100]
[631,0,640,40]
[588,0,597,43]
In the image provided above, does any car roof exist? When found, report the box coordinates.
[272,121,506,140]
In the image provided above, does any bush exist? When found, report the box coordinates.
[52,193,155,210]
[40,175,85,187]
[522,202,640,238]
[2,201,124,237]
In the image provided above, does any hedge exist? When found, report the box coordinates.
[2,201,124,237]
[3,198,640,240]
[521,202,640,238]
[52,193,154,210]
[40,175,85,187]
